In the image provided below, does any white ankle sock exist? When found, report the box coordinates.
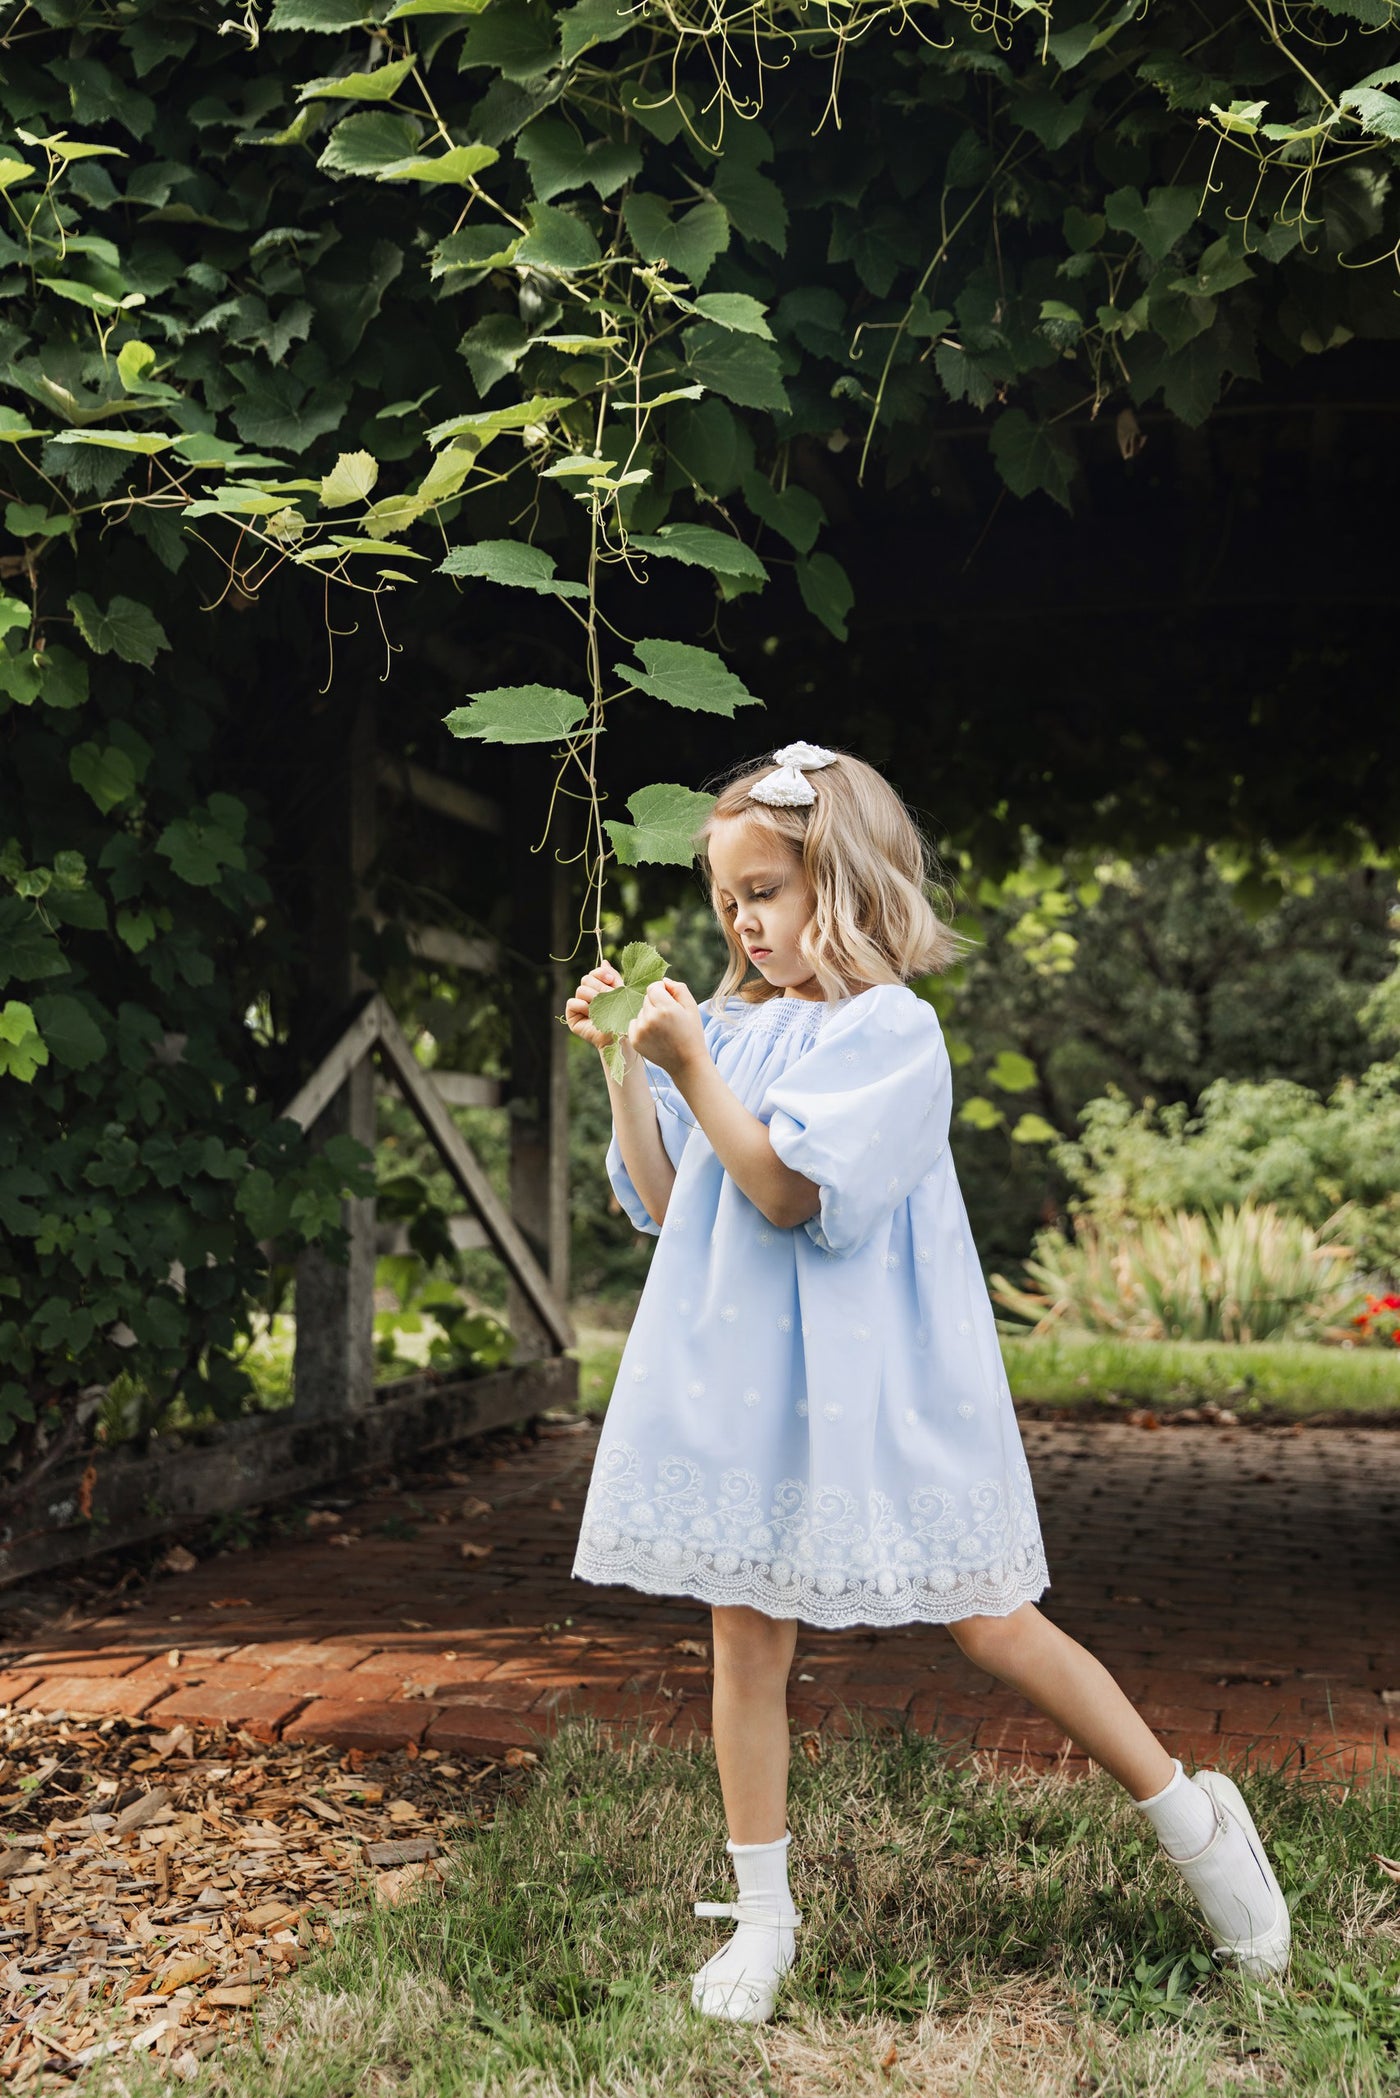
[1135,1759,1218,1860]
[692,1832,798,2020]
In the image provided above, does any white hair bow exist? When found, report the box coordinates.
[748,741,839,808]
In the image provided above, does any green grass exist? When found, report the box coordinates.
[106,1726,1400,2098]
[1001,1333,1400,1420]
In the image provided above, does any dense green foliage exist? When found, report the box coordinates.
[6,0,1400,1457]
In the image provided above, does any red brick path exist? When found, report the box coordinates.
[7,1418,1398,1777]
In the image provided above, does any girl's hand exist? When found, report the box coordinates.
[630,978,707,1078]
[564,962,625,1052]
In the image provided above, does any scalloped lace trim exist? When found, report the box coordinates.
[571,1442,1050,1629]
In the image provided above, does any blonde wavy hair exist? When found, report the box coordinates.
[696,749,959,1004]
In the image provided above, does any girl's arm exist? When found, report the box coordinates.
[604,1037,677,1225]
[565,965,677,1228]
[631,981,820,1231]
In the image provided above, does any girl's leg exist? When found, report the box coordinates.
[949,1601,1172,1797]
[691,1605,802,2023]
[949,1603,1290,1976]
[711,1603,799,1841]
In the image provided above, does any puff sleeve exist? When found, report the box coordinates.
[762,986,952,1256]
[605,1060,698,1235]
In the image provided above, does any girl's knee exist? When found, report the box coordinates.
[711,1605,795,1670]
[949,1603,1034,1669]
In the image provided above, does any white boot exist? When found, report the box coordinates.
[1170,1770,1291,1980]
[691,1833,801,2024]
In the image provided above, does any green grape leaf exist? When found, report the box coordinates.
[517,115,640,202]
[70,741,138,813]
[0,597,30,638]
[298,57,415,102]
[622,638,761,716]
[67,592,170,667]
[689,292,774,339]
[320,450,380,508]
[987,1049,1039,1094]
[444,685,588,743]
[742,472,824,554]
[439,539,587,596]
[623,194,729,286]
[0,1001,48,1084]
[682,323,788,410]
[591,941,669,1083]
[31,991,105,1071]
[515,203,602,272]
[604,782,713,866]
[318,111,422,175]
[378,145,500,185]
[795,551,853,641]
[628,524,767,582]
[988,410,1076,510]
[427,395,572,446]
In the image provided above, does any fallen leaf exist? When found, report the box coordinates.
[459,1541,493,1561]
[154,1955,216,1993]
[881,2040,899,2070]
[672,1638,710,1658]
[374,1858,445,1905]
[503,1746,538,1769]
[547,1497,565,1512]
[386,1798,420,1823]
[77,1461,98,1521]
[800,1734,822,1764]
[460,1496,492,1518]
[161,1544,198,1574]
[208,1597,251,1609]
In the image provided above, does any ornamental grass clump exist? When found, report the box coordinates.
[992,1201,1362,1344]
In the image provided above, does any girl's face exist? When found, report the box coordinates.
[708,817,819,999]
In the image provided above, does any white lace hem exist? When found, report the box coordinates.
[570,1537,1050,1629]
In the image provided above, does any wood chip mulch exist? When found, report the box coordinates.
[0,1703,535,2089]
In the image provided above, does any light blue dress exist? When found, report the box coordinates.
[571,986,1050,1629]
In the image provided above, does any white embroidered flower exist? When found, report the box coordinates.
[915,1247,931,1265]
[957,1319,972,1336]
[958,1401,976,1419]
[955,1239,966,1259]
[757,1228,774,1246]
[881,1251,900,1269]
[869,1130,882,1147]
[742,1388,761,1408]
[687,1380,705,1398]
[719,1304,739,1323]
[669,1213,685,1230]
[795,1398,809,1417]
[631,1365,649,1383]
[853,1323,870,1341]
[778,1313,792,1332]
[904,1408,919,1427]
[843,1050,858,1064]
[822,1401,843,1421]
[886,1176,900,1194]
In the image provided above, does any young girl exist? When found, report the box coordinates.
[565,742,1289,2024]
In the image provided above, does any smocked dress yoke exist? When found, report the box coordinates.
[570,985,1050,1630]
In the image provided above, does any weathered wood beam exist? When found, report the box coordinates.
[373,1001,574,1352]
[374,916,498,974]
[280,994,382,1132]
[0,1358,576,1586]
[376,755,504,835]
[430,1071,503,1109]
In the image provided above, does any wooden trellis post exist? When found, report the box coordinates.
[291,710,573,1425]
[292,695,377,1422]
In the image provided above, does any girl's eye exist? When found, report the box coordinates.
[752,888,774,901]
